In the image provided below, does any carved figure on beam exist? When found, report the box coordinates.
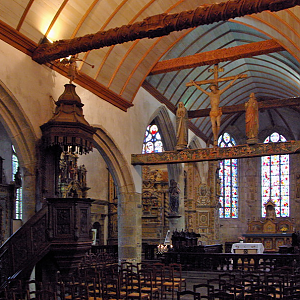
[176,101,188,150]
[245,93,259,144]
[187,64,246,146]
[169,179,180,215]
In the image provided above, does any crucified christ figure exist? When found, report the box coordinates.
[187,65,246,146]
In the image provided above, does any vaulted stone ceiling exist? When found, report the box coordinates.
[1,0,300,145]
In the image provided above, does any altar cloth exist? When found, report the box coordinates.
[231,242,264,254]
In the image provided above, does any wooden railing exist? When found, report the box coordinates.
[0,205,50,287]
[163,252,300,271]
[0,197,94,287]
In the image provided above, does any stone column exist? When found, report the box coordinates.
[177,169,185,230]
[22,164,37,222]
[118,189,142,264]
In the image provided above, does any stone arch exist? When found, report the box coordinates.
[147,105,176,151]
[0,80,37,220]
[0,80,37,172]
[259,125,294,142]
[146,106,181,180]
[92,126,140,263]
[92,127,135,194]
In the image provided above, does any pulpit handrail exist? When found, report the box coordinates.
[0,205,50,288]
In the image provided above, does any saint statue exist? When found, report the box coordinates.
[169,179,180,214]
[176,102,188,150]
[245,92,259,144]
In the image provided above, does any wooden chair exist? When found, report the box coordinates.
[5,280,27,300]
[29,289,58,300]
[139,268,159,300]
[127,271,149,300]
[177,290,200,300]
[170,263,186,291]
[209,290,235,299]
[207,278,226,293]
[161,265,181,300]
[193,284,214,300]
[247,284,277,299]
[245,292,272,300]
[223,279,245,300]
[102,274,127,300]
[283,291,300,300]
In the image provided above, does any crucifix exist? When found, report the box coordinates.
[186,64,247,146]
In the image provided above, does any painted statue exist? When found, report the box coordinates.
[245,92,259,143]
[176,102,188,150]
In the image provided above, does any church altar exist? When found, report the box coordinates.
[231,242,264,254]
[244,200,294,252]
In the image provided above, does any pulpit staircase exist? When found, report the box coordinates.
[0,197,93,288]
[0,205,50,288]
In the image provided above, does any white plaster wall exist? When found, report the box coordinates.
[0,40,192,196]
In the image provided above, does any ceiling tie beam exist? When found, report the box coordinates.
[188,96,300,118]
[32,0,300,64]
[150,40,284,75]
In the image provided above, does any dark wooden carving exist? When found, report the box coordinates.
[132,140,300,165]
[32,0,300,64]
[0,206,49,287]
[0,197,93,286]
[56,209,71,235]
[32,216,47,253]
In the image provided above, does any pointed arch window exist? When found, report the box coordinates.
[142,124,164,154]
[12,145,22,219]
[218,133,238,218]
[261,132,289,217]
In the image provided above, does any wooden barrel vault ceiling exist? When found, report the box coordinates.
[1,0,300,145]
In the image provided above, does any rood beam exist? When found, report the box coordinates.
[131,140,300,165]
[32,0,300,64]
[150,40,284,75]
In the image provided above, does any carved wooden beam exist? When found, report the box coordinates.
[188,96,300,118]
[32,0,300,64]
[150,40,284,75]
[131,140,300,165]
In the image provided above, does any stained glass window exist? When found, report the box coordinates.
[142,124,164,154]
[261,132,289,217]
[12,145,22,219]
[218,133,238,218]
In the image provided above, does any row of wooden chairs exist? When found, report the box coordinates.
[192,265,300,299]
[0,261,186,300]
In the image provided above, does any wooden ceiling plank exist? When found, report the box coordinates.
[150,40,284,75]
[32,0,300,64]
[188,96,300,118]
[16,0,35,31]
[45,0,69,38]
